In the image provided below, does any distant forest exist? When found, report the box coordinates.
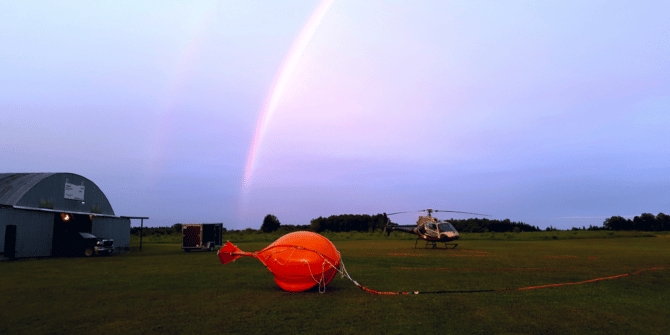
[449,213,670,232]
[602,213,669,231]
[309,214,539,233]
[309,213,670,233]
[449,218,539,232]
[131,212,670,236]
[310,214,388,232]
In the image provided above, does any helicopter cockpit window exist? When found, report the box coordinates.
[438,223,456,232]
[427,223,437,231]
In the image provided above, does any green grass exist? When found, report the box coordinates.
[2,232,669,334]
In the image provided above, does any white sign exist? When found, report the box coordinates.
[64,180,85,201]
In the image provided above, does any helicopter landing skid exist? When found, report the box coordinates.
[415,239,457,249]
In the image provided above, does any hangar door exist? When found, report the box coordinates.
[52,213,92,256]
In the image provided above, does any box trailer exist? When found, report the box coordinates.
[182,223,223,252]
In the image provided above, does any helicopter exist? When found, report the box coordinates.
[383,209,489,249]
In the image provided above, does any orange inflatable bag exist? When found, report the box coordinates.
[218,231,341,292]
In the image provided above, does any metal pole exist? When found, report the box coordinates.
[140,218,144,251]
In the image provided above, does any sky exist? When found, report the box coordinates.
[1,1,668,230]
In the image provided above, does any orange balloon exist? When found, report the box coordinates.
[218,231,341,292]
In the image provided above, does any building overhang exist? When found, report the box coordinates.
[11,205,120,218]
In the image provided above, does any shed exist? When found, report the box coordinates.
[0,173,141,258]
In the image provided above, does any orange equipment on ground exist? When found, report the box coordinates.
[218,231,341,292]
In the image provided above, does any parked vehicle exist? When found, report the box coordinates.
[75,232,114,257]
[182,223,223,252]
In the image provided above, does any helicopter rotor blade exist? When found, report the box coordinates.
[385,211,416,216]
[387,209,490,216]
[433,210,490,217]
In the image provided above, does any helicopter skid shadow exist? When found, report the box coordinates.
[414,239,458,249]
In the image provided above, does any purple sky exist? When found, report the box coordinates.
[2,1,668,230]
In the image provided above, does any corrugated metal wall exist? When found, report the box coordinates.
[0,208,54,258]
[0,208,132,258]
[92,216,130,253]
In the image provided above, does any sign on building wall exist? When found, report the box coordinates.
[64,179,85,201]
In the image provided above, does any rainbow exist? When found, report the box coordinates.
[148,1,216,187]
[243,0,335,189]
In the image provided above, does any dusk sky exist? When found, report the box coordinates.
[2,1,668,230]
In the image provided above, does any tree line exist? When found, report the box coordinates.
[449,218,540,233]
[603,213,669,231]
[130,225,181,236]
[308,214,538,233]
[130,223,228,236]
[131,212,670,236]
[310,214,388,232]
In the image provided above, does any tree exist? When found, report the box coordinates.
[633,213,656,231]
[603,216,630,230]
[172,223,182,233]
[656,213,670,231]
[261,214,281,233]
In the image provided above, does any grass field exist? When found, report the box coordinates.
[1,232,669,334]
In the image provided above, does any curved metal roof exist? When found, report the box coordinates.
[0,173,115,215]
[0,173,55,205]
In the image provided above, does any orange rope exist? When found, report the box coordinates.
[508,267,668,291]
[631,267,666,275]
[511,273,629,291]
[346,267,667,295]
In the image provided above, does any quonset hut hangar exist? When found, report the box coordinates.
[0,173,143,259]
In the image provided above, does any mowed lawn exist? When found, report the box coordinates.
[1,234,669,334]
